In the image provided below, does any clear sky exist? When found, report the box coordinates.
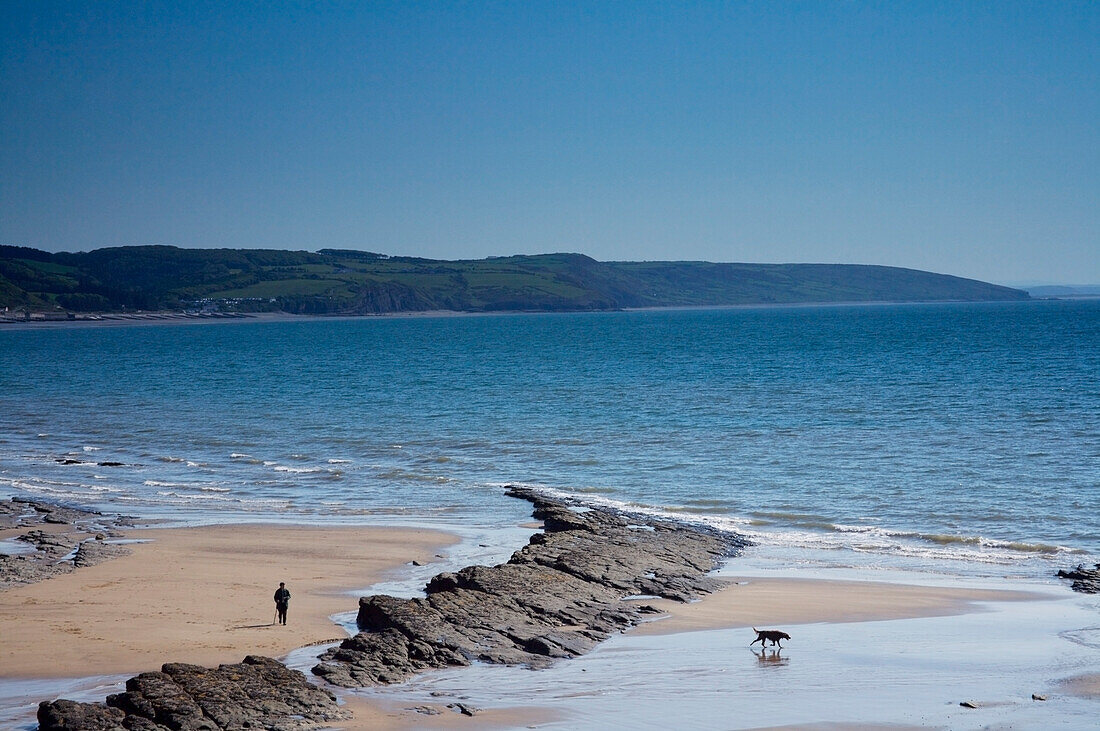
[2,2,1097,284]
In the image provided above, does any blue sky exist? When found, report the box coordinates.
[2,2,1097,283]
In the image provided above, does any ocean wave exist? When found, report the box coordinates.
[82,446,100,452]
[327,459,352,464]
[829,524,1078,556]
[504,484,1087,567]
[3,475,87,489]
[143,480,229,491]
[148,491,289,506]
[377,469,453,484]
[156,456,186,463]
[229,453,252,459]
[272,465,326,474]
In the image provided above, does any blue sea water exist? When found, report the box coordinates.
[2,300,1099,579]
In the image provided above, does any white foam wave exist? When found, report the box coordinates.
[229,453,252,459]
[150,491,289,506]
[327,459,352,464]
[143,480,228,491]
[503,484,1084,568]
[82,446,100,452]
[273,465,325,474]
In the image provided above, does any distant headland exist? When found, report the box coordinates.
[1,245,1028,319]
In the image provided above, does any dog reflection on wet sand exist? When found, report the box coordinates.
[752,647,789,666]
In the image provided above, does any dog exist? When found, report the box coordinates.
[750,627,791,649]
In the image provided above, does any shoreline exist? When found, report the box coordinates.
[0,297,1044,332]
[5,512,1098,729]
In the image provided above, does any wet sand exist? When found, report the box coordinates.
[1062,672,1100,699]
[334,695,558,729]
[634,576,1045,635]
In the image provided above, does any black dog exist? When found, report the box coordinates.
[750,627,791,649]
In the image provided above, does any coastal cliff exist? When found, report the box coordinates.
[2,245,1028,316]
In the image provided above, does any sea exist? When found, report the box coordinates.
[2,299,1099,728]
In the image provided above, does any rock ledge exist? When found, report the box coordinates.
[1057,563,1100,594]
[312,485,747,687]
[38,655,348,731]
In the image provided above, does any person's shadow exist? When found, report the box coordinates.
[231,623,278,629]
[751,648,789,667]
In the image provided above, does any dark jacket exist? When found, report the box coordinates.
[274,588,290,605]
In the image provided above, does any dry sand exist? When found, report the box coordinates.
[632,576,1044,635]
[0,523,455,677]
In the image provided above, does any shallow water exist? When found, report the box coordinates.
[347,582,1100,730]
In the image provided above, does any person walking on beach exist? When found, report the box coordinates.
[274,582,290,625]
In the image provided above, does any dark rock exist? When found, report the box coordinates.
[409,705,443,715]
[17,529,77,556]
[74,539,131,568]
[0,554,75,586]
[1,498,136,589]
[448,702,479,716]
[960,700,980,708]
[39,656,348,730]
[1032,693,1047,701]
[314,485,747,687]
[98,461,127,467]
[1057,563,1100,594]
[38,699,128,731]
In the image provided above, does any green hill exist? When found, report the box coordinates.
[0,245,1029,315]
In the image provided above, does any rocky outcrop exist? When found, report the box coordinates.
[312,485,747,687]
[0,497,133,589]
[37,656,349,731]
[1057,563,1100,594]
[34,488,747,727]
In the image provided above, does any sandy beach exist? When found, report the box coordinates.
[0,523,456,678]
[5,521,1082,730]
